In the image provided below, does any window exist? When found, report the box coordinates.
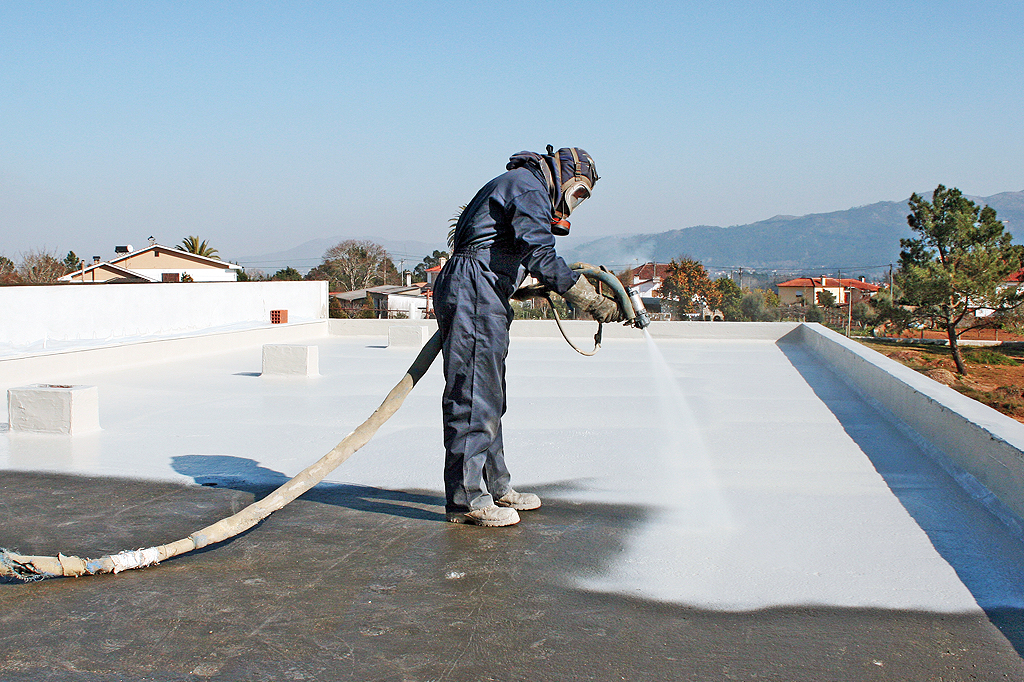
[162,273,180,283]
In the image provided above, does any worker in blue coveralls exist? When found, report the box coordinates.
[434,146,622,526]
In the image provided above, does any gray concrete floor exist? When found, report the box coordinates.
[2,332,1024,680]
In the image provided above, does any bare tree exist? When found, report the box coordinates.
[18,249,70,284]
[306,239,397,292]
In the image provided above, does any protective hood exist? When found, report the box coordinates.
[507,146,599,234]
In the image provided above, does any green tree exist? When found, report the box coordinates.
[816,289,837,307]
[306,239,397,292]
[330,296,376,319]
[739,290,778,321]
[63,251,82,272]
[660,257,721,319]
[271,266,303,280]
[512,296,570,320]
[412,250,449,281]
[0,255,19,285]
[714,276,743,320]
[805,305,826,323]
[177,236,219,259]
[850,300,876,329]
[893,185,1022,375]
[237,268,269,282]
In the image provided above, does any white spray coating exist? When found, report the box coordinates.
[574,335,982,612]
[0,332,1002,613]
[108,547,162,573]
[641,329,733,532]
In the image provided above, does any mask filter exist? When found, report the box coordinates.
[551,218,571,236]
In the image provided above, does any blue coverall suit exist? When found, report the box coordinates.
[434,165,579,514]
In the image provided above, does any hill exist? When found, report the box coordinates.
[562,190,1024,276]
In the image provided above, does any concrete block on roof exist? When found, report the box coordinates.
[262,344,319,376]
[389,325,430,348]
[8,384,100,434]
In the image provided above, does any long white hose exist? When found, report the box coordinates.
[1,331,442,581]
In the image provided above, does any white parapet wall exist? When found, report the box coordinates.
[789,323,1024,529]
[0,280,329,355]
[0,281,330,410]
[328,318,799,340]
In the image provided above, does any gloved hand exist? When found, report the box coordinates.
[562,274,624,323]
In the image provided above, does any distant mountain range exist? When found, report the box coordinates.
[562,190,1024,277]
[239,190,1024,278]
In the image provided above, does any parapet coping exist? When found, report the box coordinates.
[787,323,1024,535]
[328,318,801,340]
[0,320,329,394]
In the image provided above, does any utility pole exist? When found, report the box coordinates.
[847,287,853,337]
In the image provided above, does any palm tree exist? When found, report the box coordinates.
[447,205,466,250]
[177,236,219,259]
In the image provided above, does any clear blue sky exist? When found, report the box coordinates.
[3,1,1022,265]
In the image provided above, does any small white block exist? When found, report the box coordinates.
[262,344,319,376]
[389,326,430,348]
[8,384,101,435]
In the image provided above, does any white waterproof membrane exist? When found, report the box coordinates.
[4,331,1024,614]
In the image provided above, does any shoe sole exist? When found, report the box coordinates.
[446,512,520,527]
[495,499,541,511]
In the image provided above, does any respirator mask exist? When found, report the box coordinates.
[542,146,598,236]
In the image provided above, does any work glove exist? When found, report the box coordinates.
[562,274,624,323]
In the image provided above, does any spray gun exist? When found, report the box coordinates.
[570,263,651,330]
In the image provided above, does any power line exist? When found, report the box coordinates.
[591,261,895,273]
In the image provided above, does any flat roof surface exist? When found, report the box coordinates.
[3,329,1024,680]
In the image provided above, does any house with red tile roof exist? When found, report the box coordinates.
[777,277,881,306]
[623,262,671,298]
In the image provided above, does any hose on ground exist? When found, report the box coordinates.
[0,330,443,582]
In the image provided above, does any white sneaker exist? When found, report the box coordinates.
[446,505,520,526]
[494,489,541,511]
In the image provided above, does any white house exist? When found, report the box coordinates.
[60,243,242,283]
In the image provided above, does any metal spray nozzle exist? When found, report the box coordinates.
[626,287,651,329]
